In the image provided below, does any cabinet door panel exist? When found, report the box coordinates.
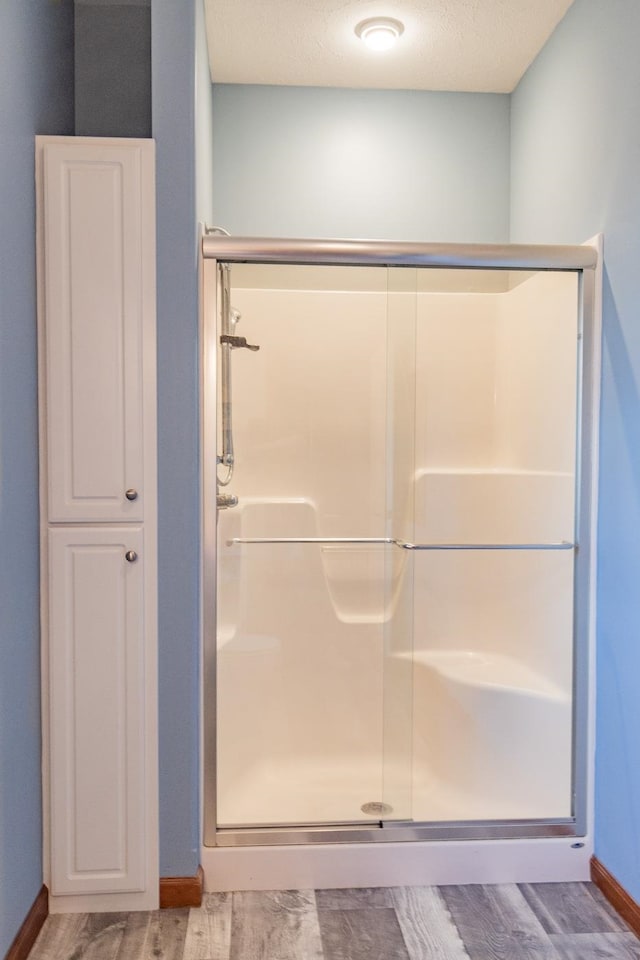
[43,142,154,521]
[48,526,147,895]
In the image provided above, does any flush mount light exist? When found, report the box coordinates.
[355,17,404,52]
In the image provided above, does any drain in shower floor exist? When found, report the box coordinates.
[360,801,394,816]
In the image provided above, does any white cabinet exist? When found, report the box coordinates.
[37,137,158,912]
[48,528,146,895]
[41,142,151,523]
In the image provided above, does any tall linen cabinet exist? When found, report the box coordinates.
[36,137,159,912]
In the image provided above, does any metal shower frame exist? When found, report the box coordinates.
[200,235,600,850]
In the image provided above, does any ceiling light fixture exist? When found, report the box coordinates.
[355,17,404,52]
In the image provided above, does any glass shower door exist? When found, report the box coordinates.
[408,267,579,824]
[214,263,414,831]
[212,258,581,837]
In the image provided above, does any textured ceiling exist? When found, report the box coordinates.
[205,0,574,93]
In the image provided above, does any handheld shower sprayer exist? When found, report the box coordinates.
[215,259,260,499]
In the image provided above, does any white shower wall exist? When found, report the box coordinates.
[216,267,579,828]
[217,269,390,826]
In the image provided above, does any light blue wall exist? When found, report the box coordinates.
[196,0,214,226]
[511,0,640,899]
[152,0,201,876]
[0,2,74,952]
[212,85,510,241]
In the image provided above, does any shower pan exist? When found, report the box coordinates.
[200,236,601,890]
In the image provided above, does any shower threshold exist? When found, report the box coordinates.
[202,820,589,892]
[212,818,578,848]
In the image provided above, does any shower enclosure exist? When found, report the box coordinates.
[201,237,599,855]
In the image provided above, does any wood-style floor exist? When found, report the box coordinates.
[28,882,639,960]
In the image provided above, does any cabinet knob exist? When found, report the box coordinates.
[125,489,138,501]
[125,550,138,563]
